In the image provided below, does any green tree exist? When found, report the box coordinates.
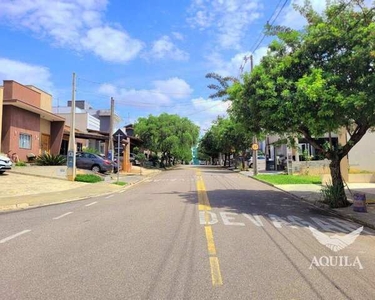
[134,113,199,167]
[229,1,375,207]
[199,117,253,168]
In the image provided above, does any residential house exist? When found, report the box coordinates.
[0,80,65,161]
[53,100,121,155]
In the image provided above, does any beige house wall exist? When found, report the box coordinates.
[28,86,52,112]
[348,130,375,172]
[0,86,3,153]
[57,113,88,133]
[40,119,51,135]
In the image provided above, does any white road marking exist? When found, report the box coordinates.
[0,230,31,244]
[198,212,367,233]
[105,195,114,199]
[220,212,245,226]
[53,212,73,220]
[199,211,218,225]
[243,213,264,227]
[85,201,98,207]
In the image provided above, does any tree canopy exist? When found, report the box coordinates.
[198,116,253,167]
[228,1,375,207]
[134,113,200,166]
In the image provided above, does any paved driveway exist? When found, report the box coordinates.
[0,172,86,198]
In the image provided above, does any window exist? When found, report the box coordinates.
[19,133,32,149]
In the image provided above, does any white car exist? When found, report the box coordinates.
[248,155,266,168]
[0,154,12,174]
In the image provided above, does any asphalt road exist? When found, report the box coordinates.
[1,166,375,300]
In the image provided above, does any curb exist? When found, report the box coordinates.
[239,172,375,231]
[0,170,161,213]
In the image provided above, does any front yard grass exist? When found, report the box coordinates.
[113,181,127,186]
[75,174,102,183]
[255,174,322,185]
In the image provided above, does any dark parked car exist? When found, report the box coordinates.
[76,152,118,173]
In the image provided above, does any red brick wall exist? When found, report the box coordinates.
[3,81,41,107]
[2,106,40,161]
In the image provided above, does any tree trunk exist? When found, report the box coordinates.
[329,157,351,208]
[242,149,246,170]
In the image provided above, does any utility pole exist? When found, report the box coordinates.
[67,73,77,181]
[108,97,114,161]
[250,55,258,176]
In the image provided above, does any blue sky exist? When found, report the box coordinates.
[1,0,366,131]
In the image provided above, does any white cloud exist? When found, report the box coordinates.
[188,0,262,49]
[0,0,143,63]
[153,78,193,99]
[191,97,230,117]
[149,36,189,61]
[207,47,268,77]
[0,58,53,92]
[98,78,193,108]
[81,26,144,63]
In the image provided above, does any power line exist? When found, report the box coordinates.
[239,0,289,74]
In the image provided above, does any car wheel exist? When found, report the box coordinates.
[91,165,100,173]
[0,171,5,174]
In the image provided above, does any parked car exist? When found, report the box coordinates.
[0,154,12,174]
[76,152,118,173]
[248,155,266,168]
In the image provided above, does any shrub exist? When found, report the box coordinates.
[15,161,27,166]
[321,184,349,208]
[75,174,102,183]
[135,153,147,165]
[36,153,66,166]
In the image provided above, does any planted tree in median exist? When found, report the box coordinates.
[228,1,375,207]
[134,113,200,167]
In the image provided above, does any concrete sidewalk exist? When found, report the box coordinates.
[239,171,375,230]
[1,167,160,211]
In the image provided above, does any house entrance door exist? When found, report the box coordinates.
[41,134,50,154]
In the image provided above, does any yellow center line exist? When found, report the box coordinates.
[196,169,223,287]
[205,226,217,255]
[209,257,223,286]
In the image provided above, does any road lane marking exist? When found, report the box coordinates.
[195,169,223,287]
[0,230,31,244]
[85,201,98,207]
[105,195,114,199]
[53,212,73,220]
[209,257,223,286]
[205,226,217,255]
[196,172,211,211]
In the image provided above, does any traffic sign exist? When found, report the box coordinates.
[251,144,259,151]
